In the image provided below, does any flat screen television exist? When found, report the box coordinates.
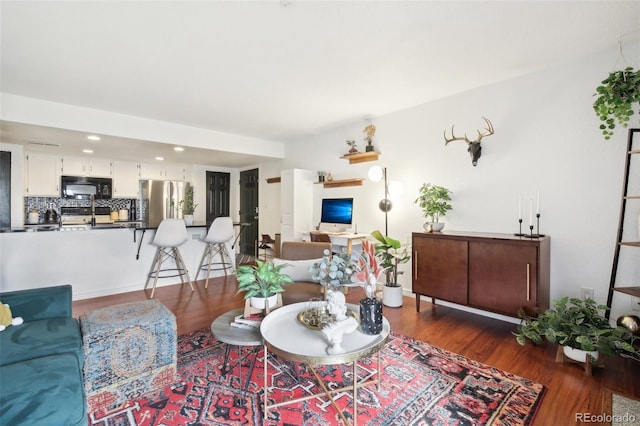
[320,198,353,225]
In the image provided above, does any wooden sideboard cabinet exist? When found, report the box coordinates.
[412,231,550,317]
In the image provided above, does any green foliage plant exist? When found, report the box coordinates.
[593,67,640,140]
[370,230,411,287]
[414,183,452,223]
[513,297,638,356]
[235,260,293,299]
[178,186,198,215]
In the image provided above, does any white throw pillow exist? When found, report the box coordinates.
[273,257,322,282]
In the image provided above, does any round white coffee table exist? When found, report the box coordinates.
[260,302,390,426]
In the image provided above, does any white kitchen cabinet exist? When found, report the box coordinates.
[25,153,60,196]
[61,156,112,177]
[280,169,314,242]
[165,163,185,181]
[139,162,185,181]
[112,160,140,198]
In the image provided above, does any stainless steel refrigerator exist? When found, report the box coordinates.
[139,180,190,227]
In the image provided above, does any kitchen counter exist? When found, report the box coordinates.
[0,221,209,233]
[0,221,236,301]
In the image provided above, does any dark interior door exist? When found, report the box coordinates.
[205,171,230,225]
[239,169,259,256]
[0,151,11,228]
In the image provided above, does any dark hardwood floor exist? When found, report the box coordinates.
[73,277,640,425]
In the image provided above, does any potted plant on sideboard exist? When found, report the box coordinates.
[371,230,411,308]
[414,183,452,232]
[178,186,198,225]
[236,260,292,312]
[513,297,639,373]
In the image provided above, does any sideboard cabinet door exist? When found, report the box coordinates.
[412,234,468,310]
[469,241,538,316]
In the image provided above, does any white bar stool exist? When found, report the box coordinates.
[144,219,194,298]
[196,216,235,287]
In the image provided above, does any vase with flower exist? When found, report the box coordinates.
[353,240,387,334]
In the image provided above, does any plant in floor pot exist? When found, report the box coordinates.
[513,297,639,365]
[371,230,411,308]
[235,260,292,312]
[178,186,198,225]
[414,183,452,232]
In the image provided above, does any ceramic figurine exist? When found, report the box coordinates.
[322,290,358,354]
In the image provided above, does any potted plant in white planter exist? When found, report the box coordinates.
[371,230,411,308]
[178,186,198,225]
[414,183,452,232]
[514,297,639,366]
[236,260,292,312]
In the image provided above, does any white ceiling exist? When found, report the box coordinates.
[1,1,639,166]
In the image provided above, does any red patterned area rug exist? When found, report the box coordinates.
[88,328,545,425]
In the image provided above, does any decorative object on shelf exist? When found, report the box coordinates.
[514,297,639,374]
[321,290,359,354]
[309,249,357,293]
[317,171,327,183]
[371,230,411,308]
[177,185,198,225]
[235,260,292,312]
[363,124,377,152]
[593,66,639,140]
[353,240,386,335]
[444,116,495,166]
[368,166,403,236]
[346,139,358,154]
[414,183,452,232]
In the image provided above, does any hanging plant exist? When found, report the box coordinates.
[593,66,640,140]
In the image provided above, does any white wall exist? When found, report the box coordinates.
[271,42,640,320]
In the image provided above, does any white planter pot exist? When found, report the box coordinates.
[563,345,599,363]
[183,215,194,225]
[250,294,278,310]
[382,285,403,308]
[423,222,444,232]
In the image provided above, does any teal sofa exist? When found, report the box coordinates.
[0,285,86,426]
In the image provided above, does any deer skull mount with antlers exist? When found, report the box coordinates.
[443,117,495,166]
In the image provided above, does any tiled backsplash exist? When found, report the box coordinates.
[24,197,138,223]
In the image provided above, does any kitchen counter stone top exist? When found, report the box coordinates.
[0,221,209,233]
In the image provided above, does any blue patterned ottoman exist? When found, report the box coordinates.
[79,299,177,412]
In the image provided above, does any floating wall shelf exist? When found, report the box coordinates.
[323,178,364,188]
[340,151,379,164]
[266,177,281,184]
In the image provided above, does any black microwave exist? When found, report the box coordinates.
[61,176,113,199]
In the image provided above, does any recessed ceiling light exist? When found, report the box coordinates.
[155,156,164,161]
[87,135,101,141]
[173,146,184,152]
[26,140,60,147]
[82,149,94,154]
